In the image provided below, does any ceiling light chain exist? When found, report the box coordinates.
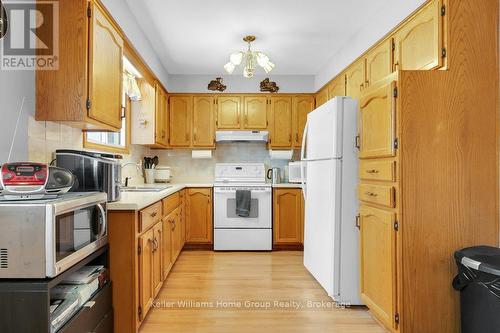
[224,35,275,78]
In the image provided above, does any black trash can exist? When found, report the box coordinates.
[453,246,500,333]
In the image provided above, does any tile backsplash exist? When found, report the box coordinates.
[151,143,301,183]
[27,116,299,185]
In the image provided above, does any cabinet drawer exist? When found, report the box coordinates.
[163,192,181,216]
[359,160,395,182]
[358,184,395,208]
[140,202,162,233]
[58,283,112,333]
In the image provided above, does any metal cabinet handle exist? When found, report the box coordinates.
[151,211,158,218]
[171,219,176,231]
[365,191,378,197]
[295,133,299,142]
[366,169,379,174]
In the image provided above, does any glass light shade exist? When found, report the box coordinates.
[262,61,275,73]
[224,62,235,74]
[255,52,270,67]
[229,51,244,65]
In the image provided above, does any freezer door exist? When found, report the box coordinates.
[303,98,344,161]
[303,159,342,297]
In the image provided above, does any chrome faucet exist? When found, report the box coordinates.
[121,161,142,187]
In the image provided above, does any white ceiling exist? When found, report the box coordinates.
[124,0,400,76]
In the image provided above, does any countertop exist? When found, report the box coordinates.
[272,183,303,188]
[107,183,213,211]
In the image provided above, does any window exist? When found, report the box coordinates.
[83,56,143,154]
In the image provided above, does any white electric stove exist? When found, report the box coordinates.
[213,163,272,251]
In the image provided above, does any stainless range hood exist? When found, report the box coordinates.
[215,130,269,142]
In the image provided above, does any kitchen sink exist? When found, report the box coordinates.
[121,186,172,193]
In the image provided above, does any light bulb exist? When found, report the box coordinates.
[224,62,235,74]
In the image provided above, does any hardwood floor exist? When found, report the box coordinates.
[140,250,387,333]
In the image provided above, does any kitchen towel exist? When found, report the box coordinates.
[235,190,251,217]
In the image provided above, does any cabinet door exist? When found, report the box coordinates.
[243,96,268,129]
[359,205,397,330]
[394,0,443,70]
[152,223,163,297]
[358,81,396,159]
[293,95,315,148]
[273,189,303,245]
[217,96,241,129]
[193,96,215,148]
[172,208,183,258]
[88,2,124,129]
[328,75,346,99]
[161,217,173,280]
[365,39,393,88]
[346,59,365,101]
[155,84,168,147]
[270,97,293,148]
[315,88,329,107]
[185,188,213,244]
[138,228,154,320]
[169,96,192,147]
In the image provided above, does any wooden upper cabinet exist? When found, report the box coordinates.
[394,0,443,70]
[169,96,192,147]
[36,0,124,130]
[217,96,241,129]
[273,189,304,246]
[365,39,393,88]
[243,96,268,129]
[315,88,329,107]
[88,2,124,129]
[328,74,346,99]
[185,188,213,244]
[293,95,315,148]
[270,97,293,148]
[154,84,168,147]
[138,228,154,321]
[359,205,397,330]
[346,59,366,101]
[358,81,396,159]
[193,96,215,148]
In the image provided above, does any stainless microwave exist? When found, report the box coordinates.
[0,192,108,278]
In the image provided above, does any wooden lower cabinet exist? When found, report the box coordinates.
[108,190,187,333]
[185,188,213,245]
[273,188,304,249]
[359,205,397,330]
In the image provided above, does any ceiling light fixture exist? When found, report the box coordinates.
[224,35,275,78]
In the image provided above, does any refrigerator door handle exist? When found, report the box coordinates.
[300,119,309,200]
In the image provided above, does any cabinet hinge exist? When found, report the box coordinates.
[393,87,398,98]
[355,214,360,229]
[440,4,446,16]
[87,5,92,18]
[394,138,399,150]
[441,48,447,58]
[394,220,399,231]
[138,244,142,255]
[121,106,126,119]
[395,312,400,324]
[138,306,142,318]
[86,98,91,110]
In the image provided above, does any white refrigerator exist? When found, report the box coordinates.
[300,97,362,305]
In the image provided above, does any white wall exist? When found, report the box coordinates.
[314,0,426,90]
[167,74,314,93]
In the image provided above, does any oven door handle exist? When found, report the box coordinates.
[97,203,107,237]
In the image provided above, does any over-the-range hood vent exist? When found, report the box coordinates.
[215,130,269,142]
